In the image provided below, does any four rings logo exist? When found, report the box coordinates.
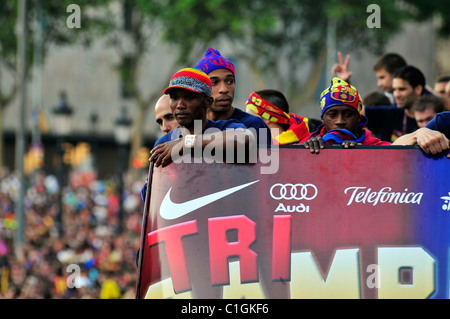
[270,183,318,200]
[270,183,318,214]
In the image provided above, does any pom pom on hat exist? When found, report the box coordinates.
[163,68,212,97]
[195,47,235,77]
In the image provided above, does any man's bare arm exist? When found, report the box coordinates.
[149,129,256,167]
[393,127,450,157]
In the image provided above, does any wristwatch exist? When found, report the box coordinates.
[184,134,197,148]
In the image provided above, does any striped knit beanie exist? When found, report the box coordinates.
[195,47,235,77]
[163,68,212,97]
[320,77,368,127]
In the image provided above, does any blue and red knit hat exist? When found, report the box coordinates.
[163,68,212,96]
[320,77,368,127]
[195,47,235,77]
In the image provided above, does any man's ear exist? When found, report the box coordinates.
[205,96,214,108]
[415,85,424,97]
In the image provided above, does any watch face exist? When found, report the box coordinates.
[185,135,196,148]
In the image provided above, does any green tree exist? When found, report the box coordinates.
[0,0,111,168]
[96,0,190,172]
[105,0,446,169]
[138,0,414,114]
[107,0,191,171]
[102,0,249,171]
[402,0,450,36]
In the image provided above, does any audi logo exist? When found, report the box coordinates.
[270,183,318,200]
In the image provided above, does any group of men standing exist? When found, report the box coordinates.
[151,47,450,166]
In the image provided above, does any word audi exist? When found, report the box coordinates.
[270,183,318,213]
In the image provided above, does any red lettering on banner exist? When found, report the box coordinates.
[272,215,292,281]
[208,216,258,286]
[147,220,198,293]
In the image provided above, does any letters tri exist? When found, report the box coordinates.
[146,215,435,298]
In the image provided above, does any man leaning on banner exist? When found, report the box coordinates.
[301,77,391,154]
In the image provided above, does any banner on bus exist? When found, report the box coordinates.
[136,147,450,299]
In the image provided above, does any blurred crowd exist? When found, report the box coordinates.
[0,166,145,299]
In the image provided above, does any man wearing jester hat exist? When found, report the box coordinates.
[301,77,391,154]
[195,47,272,146]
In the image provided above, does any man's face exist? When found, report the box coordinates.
[375,68,393,93]
[434,81,448,95]
[208,68,235,114]
[322,105,361,134]
[392,78,422,109]
[168,89,211,131]
[414,108,436,128]
[155,95,178,134]
[446,82,450,97]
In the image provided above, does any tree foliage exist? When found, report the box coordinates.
[0,0,113,167]
[402,0,450,36]
[3,0,448,169]
[138,0,414,102]
[0,0,113,108]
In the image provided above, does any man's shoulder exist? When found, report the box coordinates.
[427,111,450,137]
[365,105,402,114]
[153,128,180,147]
[207,118,247,130]
[435,111,450,121]
[423,88,434,96]
[231,107,269,129]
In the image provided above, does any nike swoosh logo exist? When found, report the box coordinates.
[160,180,259,220]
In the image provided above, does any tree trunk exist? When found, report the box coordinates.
[0,105,4,169]
[128,101,147,171]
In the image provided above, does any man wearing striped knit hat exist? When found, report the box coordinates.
[195,47,272,146]
[149,67,256,167]
[301,77,391,154]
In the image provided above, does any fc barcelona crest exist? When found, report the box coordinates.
[330,89,356,104]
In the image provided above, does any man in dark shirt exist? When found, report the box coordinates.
[195,47,272,146]
[150,67,255,167]
[301,77,391,154]
[366,65,431,142]
[393,111,450,158]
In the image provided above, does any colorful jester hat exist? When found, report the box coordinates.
[195,47,235,78]
[319,77,368,127]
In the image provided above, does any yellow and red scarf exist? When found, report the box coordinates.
[246,92,310,145]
